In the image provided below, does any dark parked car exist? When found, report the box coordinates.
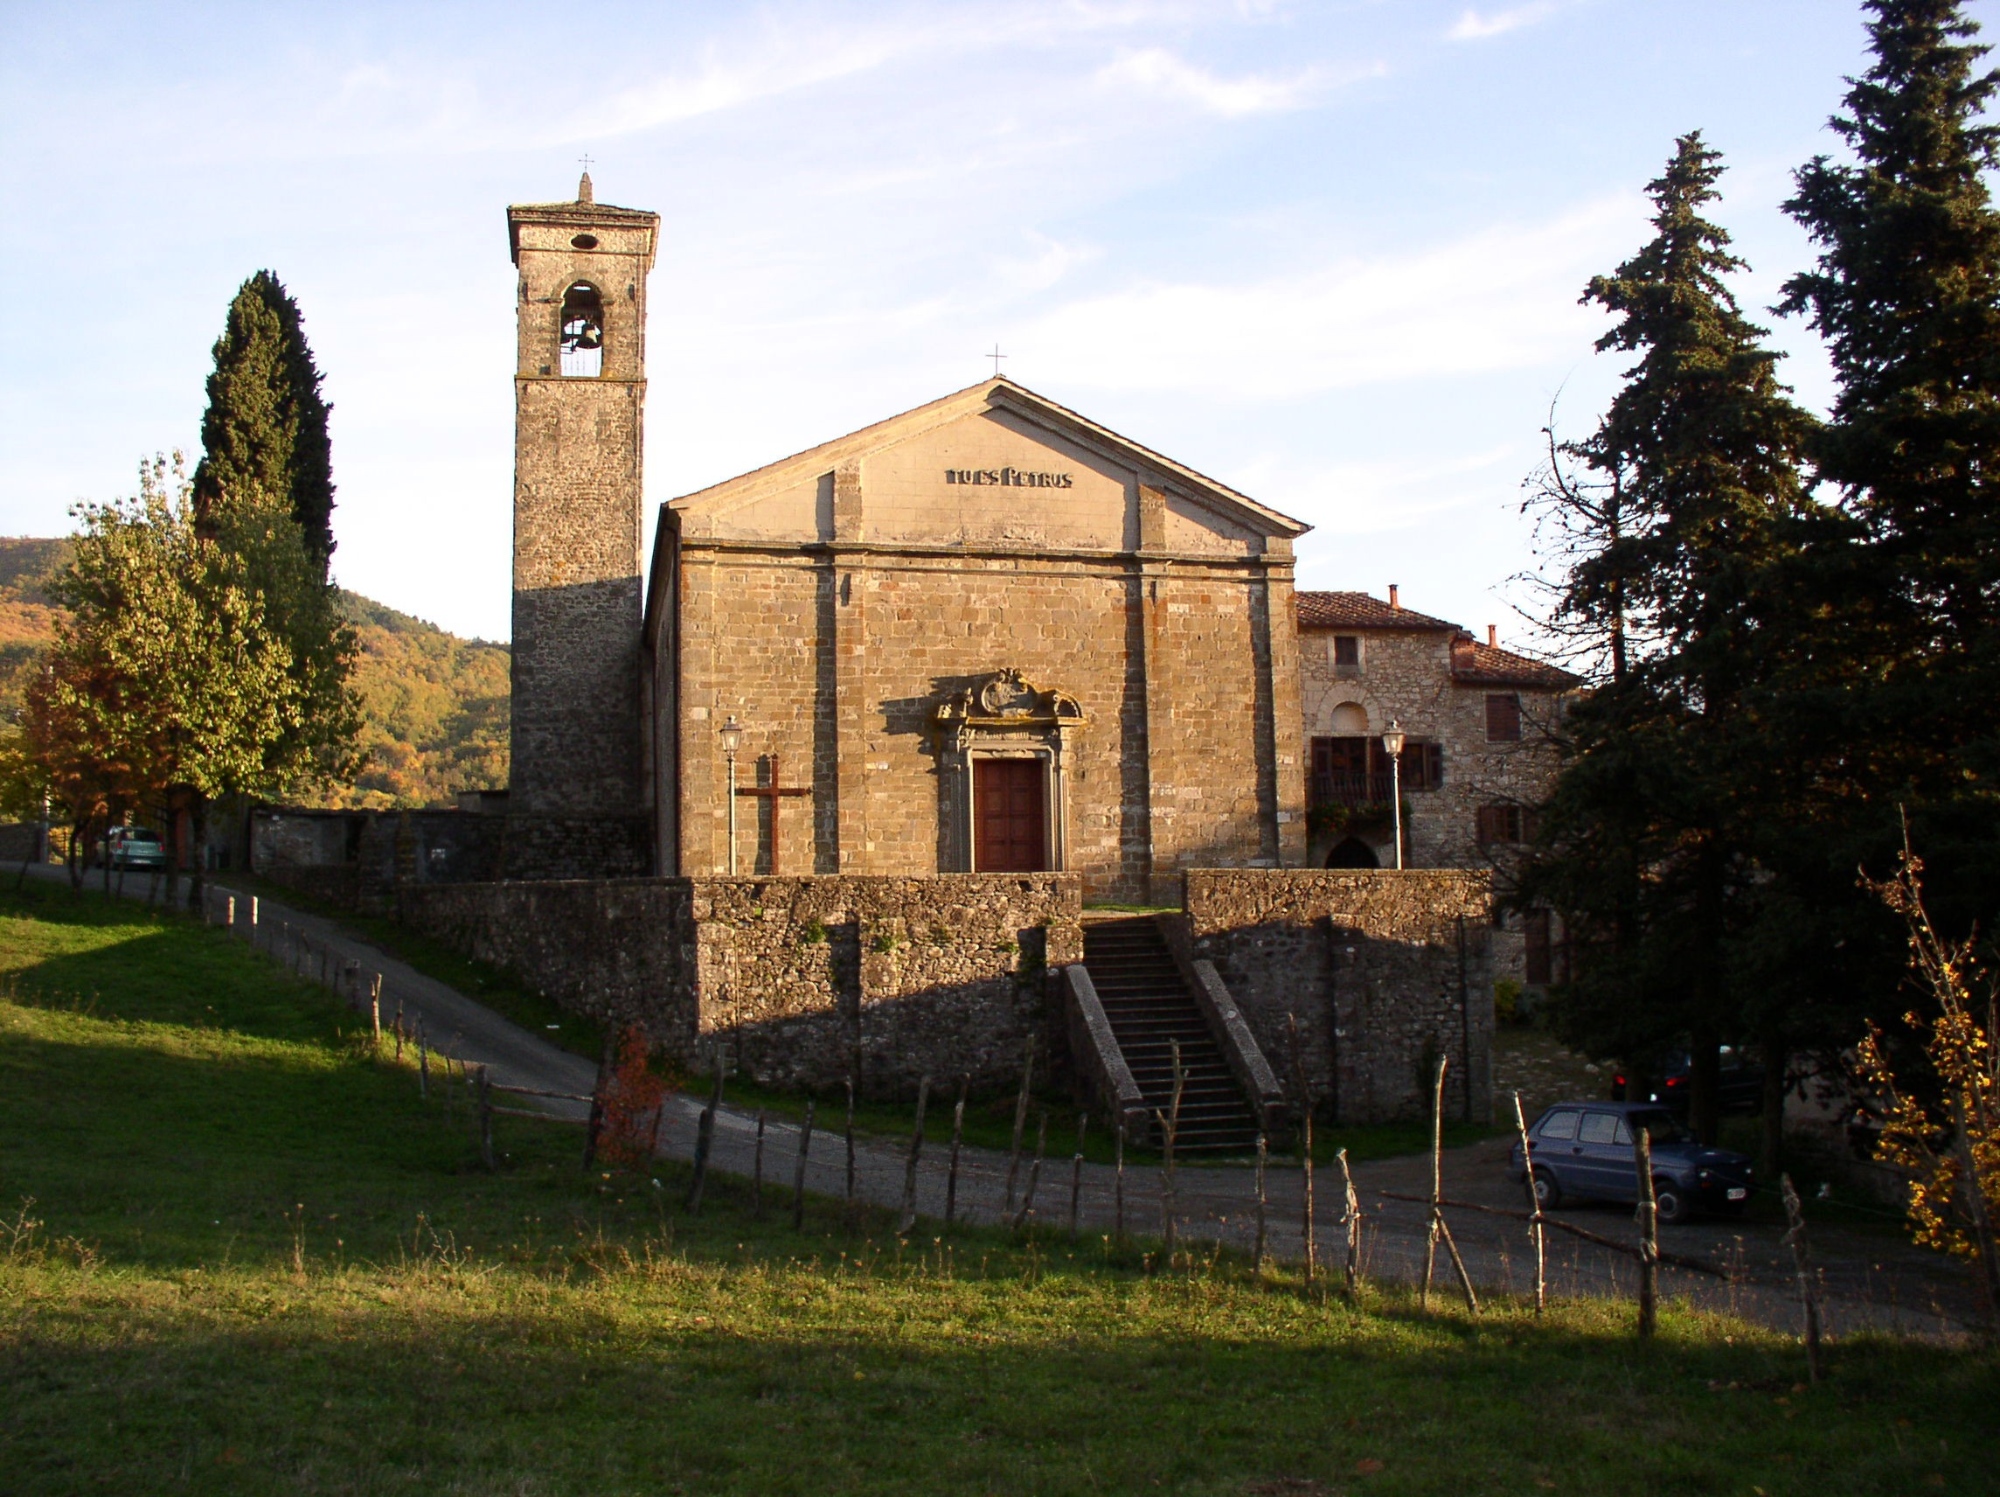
[1611,1045,1764,1115]
[1509,1102,1755,1224]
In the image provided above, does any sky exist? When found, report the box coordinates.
[2,0,1989,646]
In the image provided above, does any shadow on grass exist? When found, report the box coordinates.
[2,1264,1992,1497]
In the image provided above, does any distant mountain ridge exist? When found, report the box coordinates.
[0,536,509,810]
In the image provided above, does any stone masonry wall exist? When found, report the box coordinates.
[398,873,1082,1097]
[1182,868,1493,1125]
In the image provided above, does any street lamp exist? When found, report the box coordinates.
[719,716,744,875]
[1380,719,1407,871]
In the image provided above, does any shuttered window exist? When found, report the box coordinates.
[1476,804,1537,845]
[1486,693,1522,742]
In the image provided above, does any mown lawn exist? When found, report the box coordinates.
[0,883,1992,1496]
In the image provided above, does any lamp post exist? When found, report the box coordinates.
[719,716,744,875]
[1381,719,1406,871]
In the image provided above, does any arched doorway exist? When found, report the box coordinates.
[1325,836,1379,869]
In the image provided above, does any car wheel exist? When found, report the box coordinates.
[1532,1168,1562,1211]
[1653,1181,1690,1225]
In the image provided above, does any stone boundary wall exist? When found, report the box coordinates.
[1181,868,1493,1125]
[398,874,1082,1097]
[259,864,361,911]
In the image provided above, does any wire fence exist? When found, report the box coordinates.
[177,880,1972,1349]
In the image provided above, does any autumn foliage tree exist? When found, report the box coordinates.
[23,455,358,905]
[1858,844,2000,1328]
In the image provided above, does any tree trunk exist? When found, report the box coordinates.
[1759,1031,1786,1185]
[188,793,207,913]
[1689,1030,1722,1147]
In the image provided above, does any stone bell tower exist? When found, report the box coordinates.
[503,173,659,876]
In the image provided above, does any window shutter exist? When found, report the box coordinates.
[1425,741,1444,789]
[1486,693,1522,742]
[1476,805,1508,845]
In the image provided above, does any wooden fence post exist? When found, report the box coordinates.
[1513,1091,1546,1315]
[686,1055,725,1214]
[1289,1017,1315,1287]
[1780,1174,1823,1382]
[752,1110,767,1220]
[369,976,382,1046]
[1338,1146,1363,1300]
[945,1076,967,1229]
[582,1040,610,1172]
[1422,1056,1480,1314]
[1253,1132,1268,1269]
[897,1075,932,1236]
[477,1066,495,1171]
[1014,1109,1048,1231]
[843,1074,858,1224]
[1068,1112,1088,1242]
[1114,1119,1127,1244]
[1004,1039,1034,1216]
[791,1100,816,1232]
[1158,1039,1184,1256]
[417,1021,430,1099]
[1635,1125,1659,1339]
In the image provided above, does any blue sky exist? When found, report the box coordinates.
[2,1,1986,645]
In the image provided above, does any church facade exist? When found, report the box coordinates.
[643,379,1310,904]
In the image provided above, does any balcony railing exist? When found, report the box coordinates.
[1309,771,1398,808]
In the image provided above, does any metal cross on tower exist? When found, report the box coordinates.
[987,344,1007,377]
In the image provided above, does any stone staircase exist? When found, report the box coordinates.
[1081,916,1261,1155]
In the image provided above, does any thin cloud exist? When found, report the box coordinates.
[1021,195,1640,399]
[1447,4,1558,42]
[1096,47,1381,116]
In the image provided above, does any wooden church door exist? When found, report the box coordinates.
[973,758,1048,872]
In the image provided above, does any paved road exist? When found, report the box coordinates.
[31,865,1979,1340]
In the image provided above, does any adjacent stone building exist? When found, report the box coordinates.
[1295,588,1578,985]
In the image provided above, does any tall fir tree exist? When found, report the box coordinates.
[1779,0,2000,930]
[193,270,336,573]
[1522,134,1816,1146]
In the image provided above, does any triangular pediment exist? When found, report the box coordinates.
[664,378,1307,555]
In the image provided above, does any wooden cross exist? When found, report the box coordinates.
[735,752,811,874]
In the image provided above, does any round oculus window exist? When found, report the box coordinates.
[571,233,599,249]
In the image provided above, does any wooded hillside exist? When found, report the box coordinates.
[0,537,508,809]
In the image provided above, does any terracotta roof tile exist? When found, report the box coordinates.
[1294,591,1461,631]
[1449,638,1580,690]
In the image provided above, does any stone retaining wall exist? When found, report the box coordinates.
[398,873,1082,1097]
[1180,868,1493,1124]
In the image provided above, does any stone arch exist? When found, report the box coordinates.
[1325,836,1379,869]
[1330,701,1369,734]
[559,282,604,377]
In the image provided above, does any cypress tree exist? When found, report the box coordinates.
[192,270,336,573]
[1523,135,1816,1145]
[1779,0,2000,923]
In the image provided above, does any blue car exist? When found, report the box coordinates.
[1509,1102,1755,1224]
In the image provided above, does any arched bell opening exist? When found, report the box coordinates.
[559,282,604,377]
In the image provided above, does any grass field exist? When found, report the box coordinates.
[1,883,1993,1496]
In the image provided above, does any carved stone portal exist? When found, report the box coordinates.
[934,669,1085,872]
